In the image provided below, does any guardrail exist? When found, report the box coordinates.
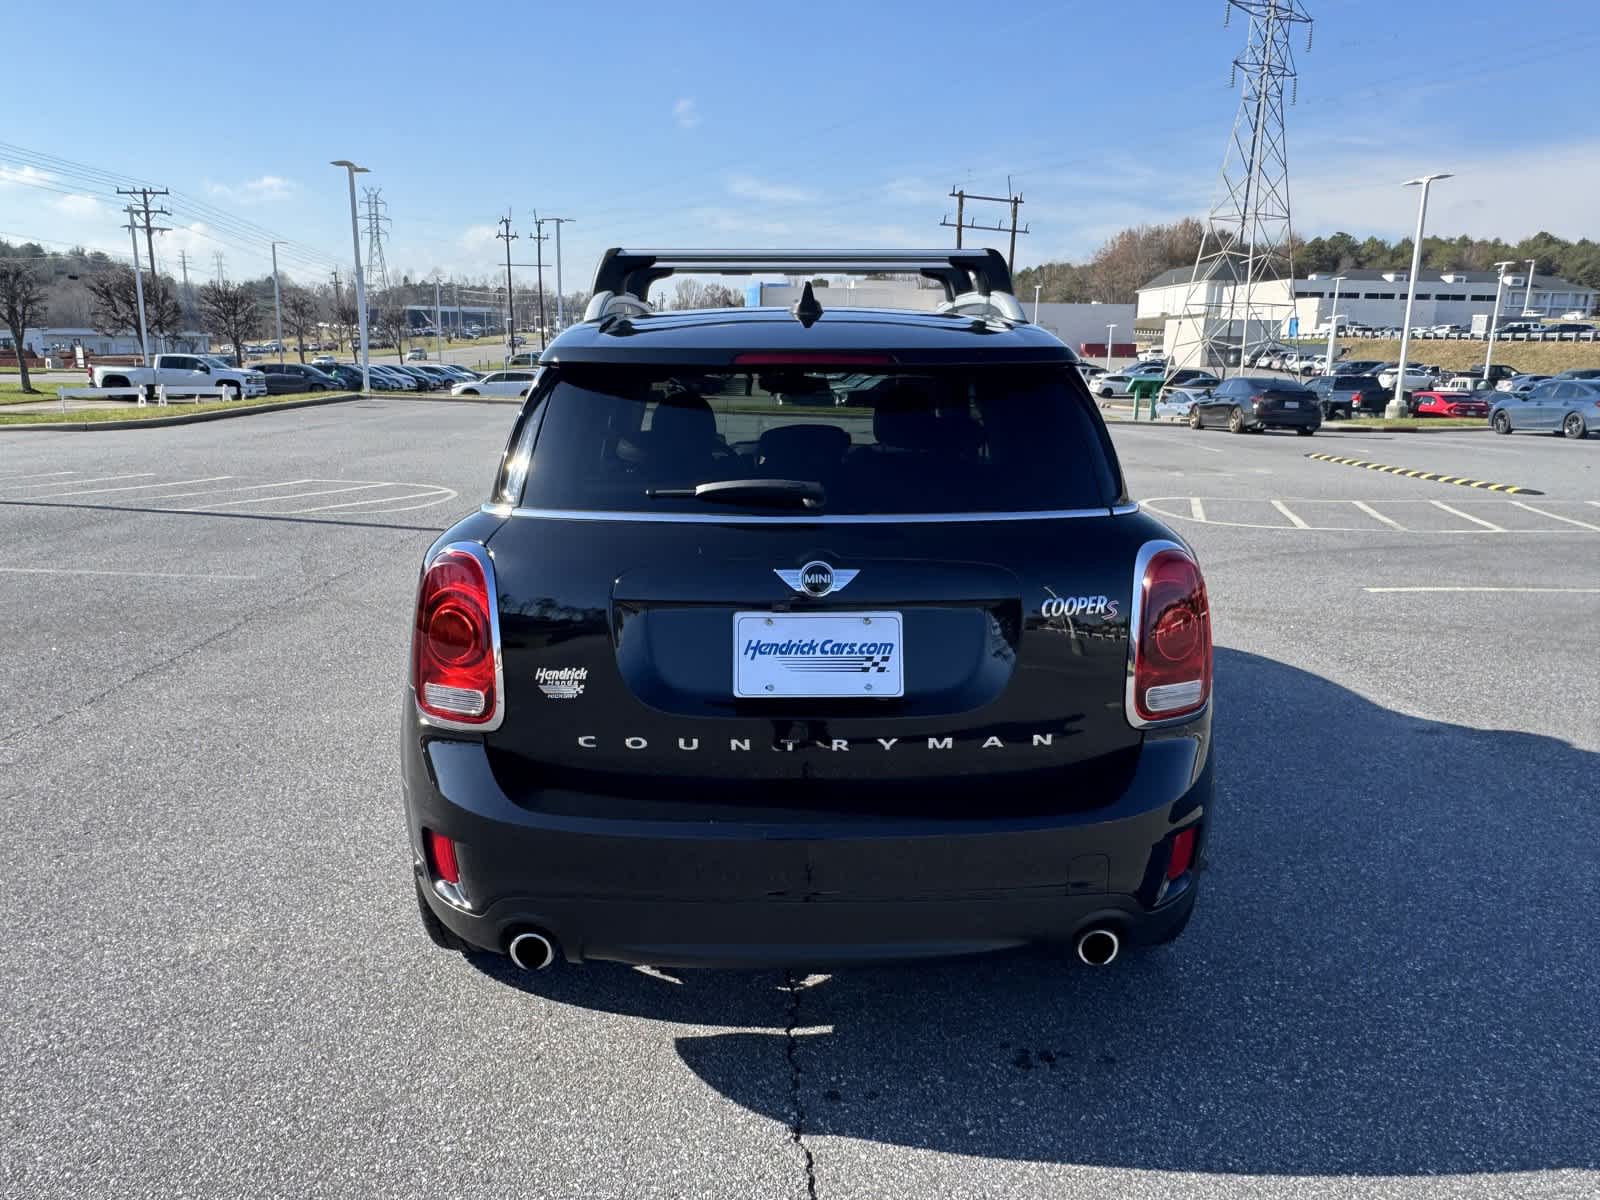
[55,384,235,413]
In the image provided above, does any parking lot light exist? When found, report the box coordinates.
[331,160,371,394]
[1324,276,1344,376]
[1484,260,1516,380]
[1386,173,1452,418]
[1106,323,1116,372]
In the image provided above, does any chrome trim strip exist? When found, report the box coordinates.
[414,540,507,734]
[1124,539,1212,730]
[485,504,1128,525]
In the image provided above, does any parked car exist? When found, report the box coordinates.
[394,364,446,390]
[413,365,460,388]
[255,362,342,394]
[1500,373,1551,394]
[1153,387,1210,420]
[1540,323,1593,335]
[1490,379,1600,438]
[407,347,430,361]
[90,353,267,400]
[1554,367,1600,380]
[1190,376,1321,434]
[433,364,480,383]
[1307,376,1354,418]
[1161,369,1220,394]
[451,369,539,398]
[323,364,367,391]
[1244,343,1290,367]
[405,246,1211,973]
[1377,365,1432,392]
[1093,364,1164,399]
[368,365,418,391]
[1411,390,1490,418]
[1331,359,1385,376]
[1561,310,1591,320]
[312,354,337,368]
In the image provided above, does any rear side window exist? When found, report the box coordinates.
[514,365,1117,515]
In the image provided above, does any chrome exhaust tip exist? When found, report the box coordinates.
[508,930,557,971]
[1075,927,1121,967]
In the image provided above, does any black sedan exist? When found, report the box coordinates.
[1191,376,1321,435]
[255,362,342,394]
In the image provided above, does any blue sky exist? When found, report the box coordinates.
[5,0,1598,291]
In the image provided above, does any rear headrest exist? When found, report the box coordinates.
[649,392,717,444]
[757,423,851,469]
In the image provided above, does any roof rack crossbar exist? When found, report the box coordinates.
[590,247,1018,307]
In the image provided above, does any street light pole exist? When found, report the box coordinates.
[1484,260,1516,380]
[1525,258,1538,317]
[1033,284,1042,323]
[1323,276,1344,375]
[1386,172,1452,418]
[331,160,371,394]
[545,216,574,330]
[1105,323,1117,372]
[270,241,284,364]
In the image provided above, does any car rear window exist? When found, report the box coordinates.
[510,364,1118,515]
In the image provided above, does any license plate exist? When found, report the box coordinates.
[734,612,903,698]
[1284,400,1299,408]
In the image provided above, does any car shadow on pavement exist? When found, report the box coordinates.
[475,647,1600,1177]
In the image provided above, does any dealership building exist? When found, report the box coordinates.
[1136,263,1596,360]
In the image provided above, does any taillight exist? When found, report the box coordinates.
[1250,393,1266,405]
[412,543,502,728]
[1128,544,1212,726]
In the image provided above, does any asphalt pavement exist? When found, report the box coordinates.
[1,402,1596,1199]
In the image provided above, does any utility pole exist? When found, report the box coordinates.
[940,187,1028,272]
[434,279,443,364]
[530,214,550,350]
[496,214,518,365]
[330,268,343,350]
[270,241,285,363]
[178,249,194,323]
[118,187,171,351]
[1484,260,1516,378]
[213,252,226,284]
[331,160,371,392]
[543,216,575,329]
[122,205,151,369]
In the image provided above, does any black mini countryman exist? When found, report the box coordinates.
[404,249,1213,973]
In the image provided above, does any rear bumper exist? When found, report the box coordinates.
[403,715,1213,968]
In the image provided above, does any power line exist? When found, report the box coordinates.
[940,185,1029,271]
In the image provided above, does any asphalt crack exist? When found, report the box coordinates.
[783,970,819,1200]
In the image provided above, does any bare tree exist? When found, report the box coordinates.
[198,279,260,366]
[281,286,320,362]
[0,260,48,393]
[85,266,183,354]
[377,301,410,361]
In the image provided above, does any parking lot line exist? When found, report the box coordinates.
[1364,586,1600,594]
[1510,501,1600,532]
[285,487,453,514]
[35,476,232,499]
[1270,499,1310,529]
[0,566,256,581]
[0,470,77,482]
[1190,498,1206,522]
[1429,500,1504,532]
[144,478,319,502]
[0,473,156,493]
[1351,500,1406,531]
[176,483,392,511]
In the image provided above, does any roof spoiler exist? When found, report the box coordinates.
[583,247,1024,322]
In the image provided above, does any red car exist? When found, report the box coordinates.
[1411,390,1490,418]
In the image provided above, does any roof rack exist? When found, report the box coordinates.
[582,247,1025,323]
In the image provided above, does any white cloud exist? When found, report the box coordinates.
[686,207,794,238]
[205,175,296,203]
[725,174,818,205]
[51,193,104,218]
[0,163,57,188]
[673,97,700,129]
[882,177,944,207]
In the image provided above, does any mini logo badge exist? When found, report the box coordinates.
[775,561,858,598]
[536,666,587,699]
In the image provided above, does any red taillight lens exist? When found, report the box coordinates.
[425,829,460,885]
[1167,826,1197,880]
[1132,548,1212,724]
[413,546,499,725]
[1250,393,1265,404]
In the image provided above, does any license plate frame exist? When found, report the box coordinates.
[733,611,904,699]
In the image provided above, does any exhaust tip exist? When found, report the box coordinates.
[1075,927,1121,967]
[508,929,557,971]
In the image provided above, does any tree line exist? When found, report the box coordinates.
[1013,221,1600,306]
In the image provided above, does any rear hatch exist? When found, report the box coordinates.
[482,361,1151,820]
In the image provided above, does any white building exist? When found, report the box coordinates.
[3,327,212,357]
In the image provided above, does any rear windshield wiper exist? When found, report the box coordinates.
[645,478,826,509]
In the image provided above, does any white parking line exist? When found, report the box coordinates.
[1514,502,1600,531]
[0,470,77,482]
[1429,500,1504,532]
[1189,498,1206,523]
[284,487,453,514]
[1364,586,1600,594]
[1,473,155,493]
[1351,500,1406,531]
[32,476,232,499]
[143,478,319,503]
[0,566,256,581]
[175,483,392,511]
[1270,499,1310,529]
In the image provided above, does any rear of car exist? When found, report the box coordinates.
[403,248,1212,973]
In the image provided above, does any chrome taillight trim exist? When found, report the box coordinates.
[413,540,506,733]
[1125,539,1211,730]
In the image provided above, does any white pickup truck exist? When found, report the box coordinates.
[90,353,268,399]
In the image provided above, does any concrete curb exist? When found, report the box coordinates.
[0,391,366,432]
[380,394,522,406]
